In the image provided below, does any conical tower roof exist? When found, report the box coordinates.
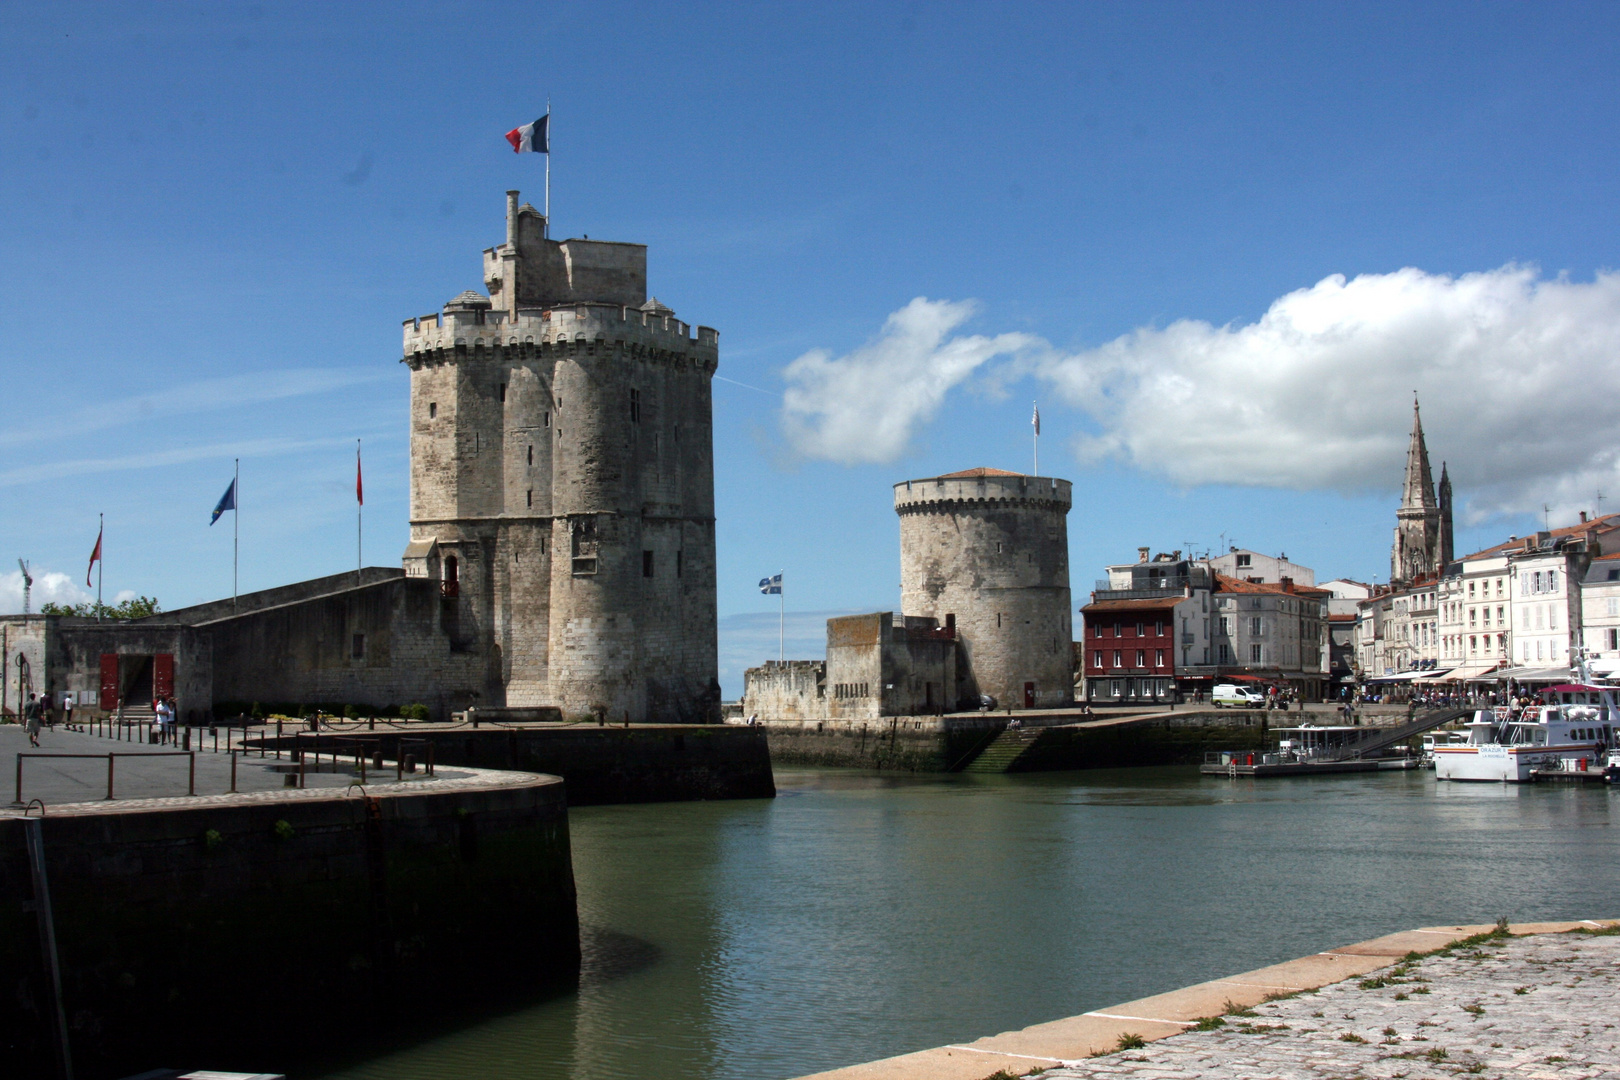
[1401,397,1437,510]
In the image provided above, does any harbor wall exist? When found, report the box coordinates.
[1011,712,1276,771]
[255,724,776,805]
[0,774,578,1080]
[763,716,1008,772]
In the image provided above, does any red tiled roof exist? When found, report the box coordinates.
[1081,597,1186,612]
[938,467,1023,478]
[1459,514,1620,561]
[1213,574,1330,597]
[1328,613,1358,622]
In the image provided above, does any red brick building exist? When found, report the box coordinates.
[1079,596,1183,702]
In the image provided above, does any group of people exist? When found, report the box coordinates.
[13,693,181,745]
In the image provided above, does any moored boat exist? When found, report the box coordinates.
[1434,682,1615,782]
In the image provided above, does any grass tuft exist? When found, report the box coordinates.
[1194,1016,1225,1031]
[1115,1033,1146,1051]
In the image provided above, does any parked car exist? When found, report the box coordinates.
[1212,684,1265,708]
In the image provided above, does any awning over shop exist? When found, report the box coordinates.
[1367,668,1452,682]
[1479,665,1571,683]
[1434,662,1501,681]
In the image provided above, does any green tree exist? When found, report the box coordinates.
[39,596,162,620]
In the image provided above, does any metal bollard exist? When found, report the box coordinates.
[404,754,416,775]
[230,751,237,794]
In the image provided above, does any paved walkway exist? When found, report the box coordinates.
[797,922,1620,1080]
[1038,927,1619,1080]
[1,723,457,806]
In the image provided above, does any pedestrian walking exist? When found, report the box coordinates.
[62,693,73,729]
[23,693,42,747]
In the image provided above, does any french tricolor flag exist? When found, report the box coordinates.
[506,114,549,154]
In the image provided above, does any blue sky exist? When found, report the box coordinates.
[4,2,1620,696]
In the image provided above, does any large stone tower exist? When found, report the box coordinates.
[401,191,720,722]
[894,468,1073,709]
[1390,398,1452,586]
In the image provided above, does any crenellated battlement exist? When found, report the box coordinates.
[402,301,717,369]
[894,474,1072,514]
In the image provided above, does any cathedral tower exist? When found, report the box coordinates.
[401,192,720,721]
[1391,398,1443,586]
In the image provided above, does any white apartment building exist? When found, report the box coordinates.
[1580,552,1620,664]
[1442,550,1512,674]
[1208,549,1317,587]
[1508,540,1584,667]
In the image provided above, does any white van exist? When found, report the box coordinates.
[1212,684,1265,708]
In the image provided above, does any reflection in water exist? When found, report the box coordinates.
[314,767,1620,1080]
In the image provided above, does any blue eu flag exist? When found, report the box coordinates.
[210,478,237,525]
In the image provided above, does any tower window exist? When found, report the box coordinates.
[630,388,641,422]
[499,383,507,402]
[544,412,550,427]
[527,445,533,466]
[526,489,532,508]
[429,402,437,419]
[643,550,654,577]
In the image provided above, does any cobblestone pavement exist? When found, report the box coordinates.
[1037,930,1619,1080]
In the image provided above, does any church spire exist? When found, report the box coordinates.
[1401,395,1437,511]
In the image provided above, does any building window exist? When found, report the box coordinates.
[429,402,437,419]
[1236,553,1251,567]
[544,412,550,427]
[499,383,507,402]
[643,550,655,577]
[1250,617,1263,636]
[1250,643,1262,663]
[1136,650,1146,667]
[630,388,641,422]
[1608,629,1619,651]
[1155,620,1164,636]
[528,445,534,466]
[1094,651,1104,668]
[351,633,365,660]
[1113,651,1122,667]
[526,489,532,508]
[1137,622,1145,636]
[1155,649,1165,667]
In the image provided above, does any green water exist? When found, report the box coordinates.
[314,767,1620,1080]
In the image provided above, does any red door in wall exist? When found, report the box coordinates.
[1023,682,1036,708]
[99,654,119,711]
[153,653,175,704]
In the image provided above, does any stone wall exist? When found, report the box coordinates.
[0,772,578,1080]
[762,715,1008,772]
[1,615,48,718]
[742,660,826,720]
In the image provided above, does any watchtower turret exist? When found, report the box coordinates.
[894,468,1073,709]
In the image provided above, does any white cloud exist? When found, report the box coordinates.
[782,267,1620,522]
[1036,265,1620,520]
[0,569,93,614]
[780,298,1040,464]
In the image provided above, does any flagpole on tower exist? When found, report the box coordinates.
[779,569,785,662]
[1032,401,1040,477]
[356,439,363,587]
[233,459,239,613]
[97,513,103,617]
[544,97,551,239]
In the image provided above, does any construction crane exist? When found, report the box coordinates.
[17,559,31,615]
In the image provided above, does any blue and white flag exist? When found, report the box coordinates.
[759,573,782,595]
[210,478,236,525]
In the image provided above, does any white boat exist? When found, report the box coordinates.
[1434,682,1616,782]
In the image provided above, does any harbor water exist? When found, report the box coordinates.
[312,767,1620,1080]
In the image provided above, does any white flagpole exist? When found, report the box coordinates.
[233,459,239,613]
[544,97,551,239]
[778,570,785,662]
[97,512,103,618]
[357,439,363,587]
[1033,401,1040,477]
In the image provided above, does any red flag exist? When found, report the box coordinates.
[356,443,363,506]
[86,527,102,587]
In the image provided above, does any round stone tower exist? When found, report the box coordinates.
[894,468,1073,710]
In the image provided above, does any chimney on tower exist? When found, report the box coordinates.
[506,190,520,248]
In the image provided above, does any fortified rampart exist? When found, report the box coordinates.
[0,770,578,1080]
[895,471,1074,709]
[402,191,720,723]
